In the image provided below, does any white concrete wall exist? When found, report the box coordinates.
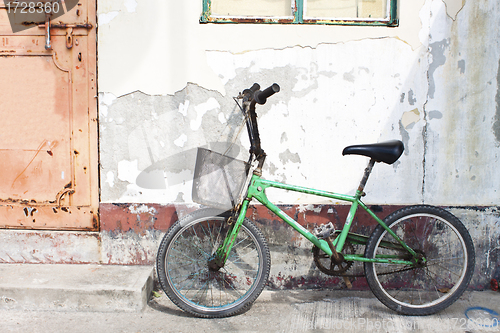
[98,0,500,207]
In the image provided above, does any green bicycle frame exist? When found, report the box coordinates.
[217,173,418,267]
[214,88,417,268]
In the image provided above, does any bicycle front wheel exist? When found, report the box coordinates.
[364,205,475,315]
[156,208,270,318]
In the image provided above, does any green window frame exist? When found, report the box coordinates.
[201,0,398,27]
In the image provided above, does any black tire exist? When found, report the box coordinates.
[364,205,475,315]
[156,208,270,318]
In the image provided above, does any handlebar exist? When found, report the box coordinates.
[254,83,280,105]
[238,83,280,167]
[241,83,280,105]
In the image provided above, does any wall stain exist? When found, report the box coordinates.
[428,110,443,120]
[493,57,500,144]
[457,59,465,74]
[279,149,301,164]
[428,39,450,99]
[408,89,417,105]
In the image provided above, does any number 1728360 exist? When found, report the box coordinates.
[6,1,61,14]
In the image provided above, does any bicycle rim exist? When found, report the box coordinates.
[371,213,469,309]
[165,216,265,314]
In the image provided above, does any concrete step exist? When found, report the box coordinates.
[0,264,154,312]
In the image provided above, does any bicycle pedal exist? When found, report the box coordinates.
[313,222,335,239]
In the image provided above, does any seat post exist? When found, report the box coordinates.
[357,159,376,194]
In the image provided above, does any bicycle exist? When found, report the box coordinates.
[156,83,475,318]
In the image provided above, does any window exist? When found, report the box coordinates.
[201,0,398,26]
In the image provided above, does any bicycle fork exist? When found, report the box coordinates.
[209,200,250,271]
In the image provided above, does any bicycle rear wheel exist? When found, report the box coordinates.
[156,208,270,318]
[364,205,475,315]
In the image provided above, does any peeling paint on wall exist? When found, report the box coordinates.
[90,0,500,289]
[427,39,449,99]
[98,11,119,25]
[1,205,496,289]
[100,38,428,205]
[97,1,427,97]
[423,0,500,204]
[401,109,421,129]
[442,0,466,20]
[493,57,500,144]
[123,0,137,13]
[279,149,301,165]
[457,59,465,74]
[99,87,249,203]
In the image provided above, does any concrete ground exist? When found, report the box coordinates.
[2,290,500,332]
[0,264,499,332]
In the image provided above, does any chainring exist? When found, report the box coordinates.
[312,240,355,276]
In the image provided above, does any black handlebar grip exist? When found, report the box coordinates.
[243,83,261,96]
[254,83,280,105]
[249,83,261,93]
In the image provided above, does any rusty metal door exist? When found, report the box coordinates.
[0,0,98,230]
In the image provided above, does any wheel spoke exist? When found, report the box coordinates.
[220,267,245,297]
[427,255,465,262]
[177,233,211,259]
[190,278,212,304]
[423,267,446,298]
[429,261,463,278]
[169,247,205,264]
[175,269,208,293]
[424,266,455,288]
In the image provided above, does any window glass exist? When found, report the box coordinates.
[304,0,388,19]
[211,0,293,18]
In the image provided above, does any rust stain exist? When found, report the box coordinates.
[201,17,395,27]
[99,203,180,233]
[23,207,37,217]
[11,140,58,189]
[0,0,98,231]
[0,197,45,205]
[92,211,98,230]
[202,17,294,24]
[21,21,41,26]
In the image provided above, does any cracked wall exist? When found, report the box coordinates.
[98,0,500,207]
[100,39,428,205]
[422,0,500,204]
[97,0,426,96]
[92,0,500,284]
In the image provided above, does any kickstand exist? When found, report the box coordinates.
[342,275,352,289]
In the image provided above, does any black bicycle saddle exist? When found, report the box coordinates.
[342,140,404,165]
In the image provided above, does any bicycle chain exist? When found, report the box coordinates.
[312,240,418,278]
[332,266,417,278]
